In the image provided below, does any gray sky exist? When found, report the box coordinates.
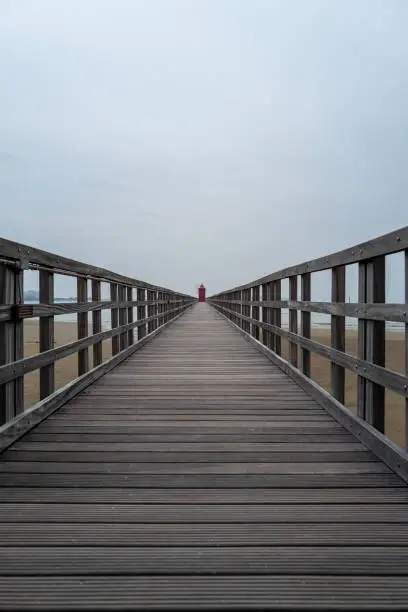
[1,0,408,298]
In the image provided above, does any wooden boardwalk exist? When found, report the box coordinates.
[1,303,408,609]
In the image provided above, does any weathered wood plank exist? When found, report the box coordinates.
[0,522,407,546]
[11,441,366,452]
[92,280,102,367]
[2,575,408,609]
[300,273,311,377]
[118,284,128,352]
[3,575,408,609]
[127,287,134,347]
[273,280,281,356]
[1,450,376,463]
[357,261,367,419]
[15,299,168,320]
[331,266,345,403]
[77,276,89,376]
[0,263,15,423]
[110,283,119,356]
[137,288,146,339]
[406,249,408,452]
[289,276,298,367]
[39,270,55,399]
[0,461,390,475]
[23,432,355,443]
[365,256,386,432]
[1,503,407,522]
[222,300,408,323]
[3,546,408,575]
[0,472,402,488]
[5,487,407,503]
[0,263,24,423]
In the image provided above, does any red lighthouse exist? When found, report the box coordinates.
[198,284,206,302]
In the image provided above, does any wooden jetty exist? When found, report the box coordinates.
[1,228,408,609]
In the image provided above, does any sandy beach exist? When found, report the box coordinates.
[23,321,406,448]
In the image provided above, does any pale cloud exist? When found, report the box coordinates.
[1,0,407,297]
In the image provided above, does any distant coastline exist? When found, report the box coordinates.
[24,291,76,302]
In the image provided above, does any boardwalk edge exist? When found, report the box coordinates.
[212,305,408,484]
[0,306,193,453]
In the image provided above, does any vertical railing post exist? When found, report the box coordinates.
[246,289,251,333]
[0,262,13,423]
[405,249,408,452]
[148,290,154,332]
[273,280,281,356]
[77,276,89,376]
[357,263,367,419]
[127,286,134,346]
[249,288,253,336]
[154,290,158,331]
[162,292,167,324]
[331,266,345,403]
[289,276,298,367]
[301,272,311,377]
[357,257,385,431]
[39,270,55,398]
[252,286,260,340]
[158,292,162,327]
[92,279,102,367]
[266,282,274,352]
[110,283,119,355]
[138,288,146,338]
[154,290,158,326]
[262,283,270,349]
[366,257,386,432]
[118,284,128,351]
[15,266,24,413]
[0,262,24,423]
[239,290,243,330]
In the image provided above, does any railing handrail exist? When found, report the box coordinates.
[210,225,408,296]
[208,225,408,474]
[0,237,196,444]
[0,236,191,296]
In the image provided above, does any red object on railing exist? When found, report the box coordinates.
[198,284,206,302]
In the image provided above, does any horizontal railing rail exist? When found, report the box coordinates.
[208,225,408,457]
[0,237,196,433]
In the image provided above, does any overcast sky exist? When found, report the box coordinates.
[1,0,407,297]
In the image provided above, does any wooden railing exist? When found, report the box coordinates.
[0,237,195,440]
[209,226,408,471]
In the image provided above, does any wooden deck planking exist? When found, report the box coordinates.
[1,303,408,609]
